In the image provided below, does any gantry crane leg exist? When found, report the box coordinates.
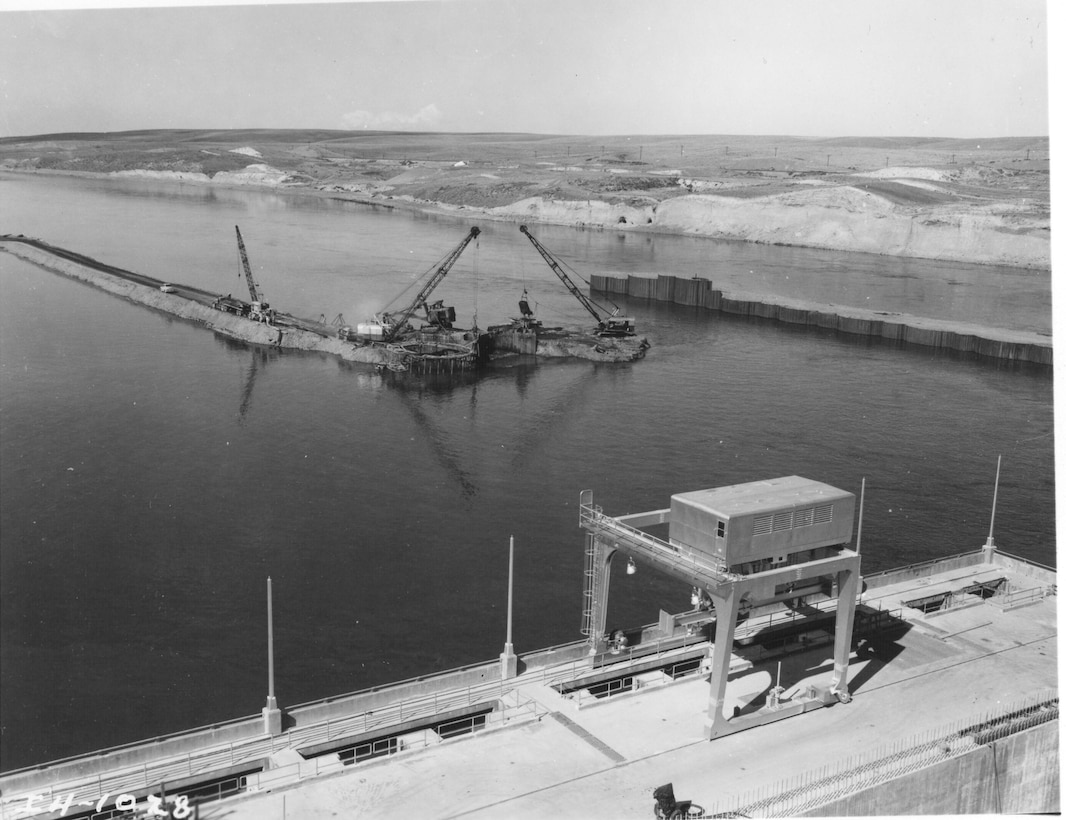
[831,566,860,702]
[704,587,742,738]
[582,534,617,652]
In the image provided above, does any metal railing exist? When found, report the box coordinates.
[579,500,734,583]
[1,695,548,820]
[991,585,1054,609]
[564,654,719,708]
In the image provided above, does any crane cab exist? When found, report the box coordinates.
[423,300,457,329]
[598,316,637,337]
[249,300,275,324]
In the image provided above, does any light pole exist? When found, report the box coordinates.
[263,576,282,735]
[500,536,518,679]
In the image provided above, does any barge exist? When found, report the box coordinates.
[484,225,651,363]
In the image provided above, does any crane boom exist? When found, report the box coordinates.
[382,226,481,342]
[519,225,637,337]
[519,225,605,325]
[235,225,262,304]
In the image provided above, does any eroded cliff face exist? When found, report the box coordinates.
[487,181,1049,270]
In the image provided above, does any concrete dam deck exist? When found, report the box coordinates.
[0,546,1055,818]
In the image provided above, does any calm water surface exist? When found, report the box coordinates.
[0,174,1054,769]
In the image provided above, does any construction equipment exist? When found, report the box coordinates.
[211,226,275,323]
[340,226,480,343]
[235,226,274,324]
[519,225,637,337]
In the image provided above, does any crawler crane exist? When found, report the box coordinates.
[235,225,274,324]
[519,225,637,337]
[340,226,481,343]
[212,226,275,323]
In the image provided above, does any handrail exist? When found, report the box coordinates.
[580,501,734,582]
[0,654,509,780]
[862,549,985,580]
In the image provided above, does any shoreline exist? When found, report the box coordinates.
[2,167,1050,272]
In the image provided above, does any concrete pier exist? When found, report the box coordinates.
[591,273,1052,366]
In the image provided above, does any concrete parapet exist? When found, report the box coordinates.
[593,273,1051,366]
[287,663,501,729]
[862,549,988,590]
[0,717,265,795]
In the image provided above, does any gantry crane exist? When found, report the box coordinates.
[519,225,637,337]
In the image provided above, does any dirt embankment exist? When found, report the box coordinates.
[0,241,390,365]
[0,131,1050,270]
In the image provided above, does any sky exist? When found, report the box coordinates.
[0,0,1053,139]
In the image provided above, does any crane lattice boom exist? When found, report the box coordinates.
[519,225,637,338]
[235,225,262,305]
[382,226,481,342]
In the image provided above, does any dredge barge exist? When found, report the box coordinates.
[334,226,486,374]
[486,224,651,362]
[0,473,1056,818]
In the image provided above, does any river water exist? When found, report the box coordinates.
[0,173,1054,770]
